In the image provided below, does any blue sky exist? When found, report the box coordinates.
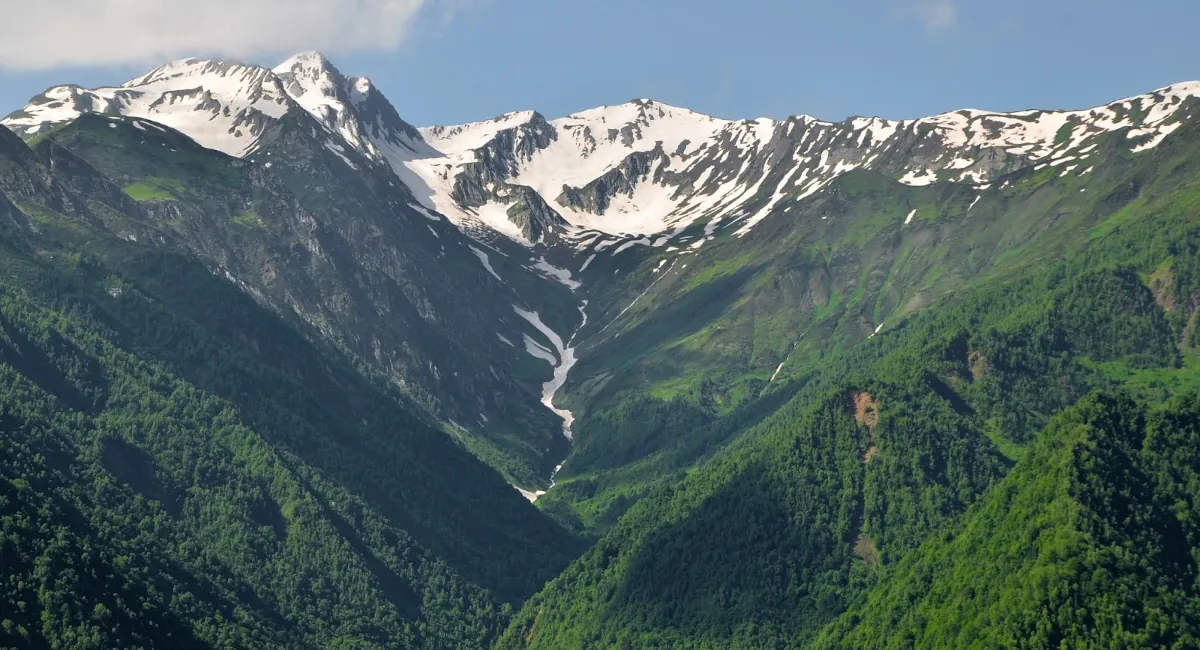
[1,0,1197,127]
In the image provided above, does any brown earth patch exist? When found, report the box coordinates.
[863,446,880,464]
[1148,266,1178,313]
[808,267,833,308]
[903,293,929,315]
[524,609,544,645]
[854,391,879,427]
[1184,308,1200,351]
[854,534,880,568]
[967,349,991,381]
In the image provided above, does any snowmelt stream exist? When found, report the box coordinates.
[513,301,589,501]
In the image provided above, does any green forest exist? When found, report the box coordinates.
[0,233,578,649]
[4,63,1200,650]
[495,119,1200,648]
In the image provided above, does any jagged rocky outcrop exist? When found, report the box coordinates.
[444,113,568,242]
[8,54,1199,247]
[557,145,671,215]
[417,86,1200,241]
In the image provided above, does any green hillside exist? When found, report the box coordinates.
[539,114,1200,534]
[0,185,578,650]
[5,62,1200,650]
[813,390,1200,650]
[496,117,1200,647]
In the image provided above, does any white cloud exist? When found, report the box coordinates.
[0,0,431,71]
[911,0,958,32]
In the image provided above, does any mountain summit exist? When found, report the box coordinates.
[7,53,1198,247]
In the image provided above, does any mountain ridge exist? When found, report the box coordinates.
[6,54,1198,249]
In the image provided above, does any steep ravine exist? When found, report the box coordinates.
[514,299,589,501]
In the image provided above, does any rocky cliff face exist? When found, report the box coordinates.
[446,113,569,242]
[556,145,671,216]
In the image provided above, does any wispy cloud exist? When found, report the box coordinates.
[908,0,958,33]
[0,0,435,71]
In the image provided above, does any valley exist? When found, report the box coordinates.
[3,48,1200,650]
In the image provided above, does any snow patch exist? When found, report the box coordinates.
[409,204,441,221]
[514,306,580,441]
[469,246,503,282]
[531,257,581,290]
[522,335,557,365]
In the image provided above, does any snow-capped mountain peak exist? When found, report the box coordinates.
[402,101,791,240]
[4,53,1199,247]
[420,110,539,159]
[123,57,272,90]
[270,50,383,156]
[6,56,293,157]
[273,51,344,99]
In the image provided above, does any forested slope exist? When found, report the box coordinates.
[0,167,579,650]
[812,390,1200,650]
[5,61,1200,650]
[543,111,1200,532]
[498,122,1200,648]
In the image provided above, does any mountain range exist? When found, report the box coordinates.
[8,52,1196,247]
[4,52,1200,649]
